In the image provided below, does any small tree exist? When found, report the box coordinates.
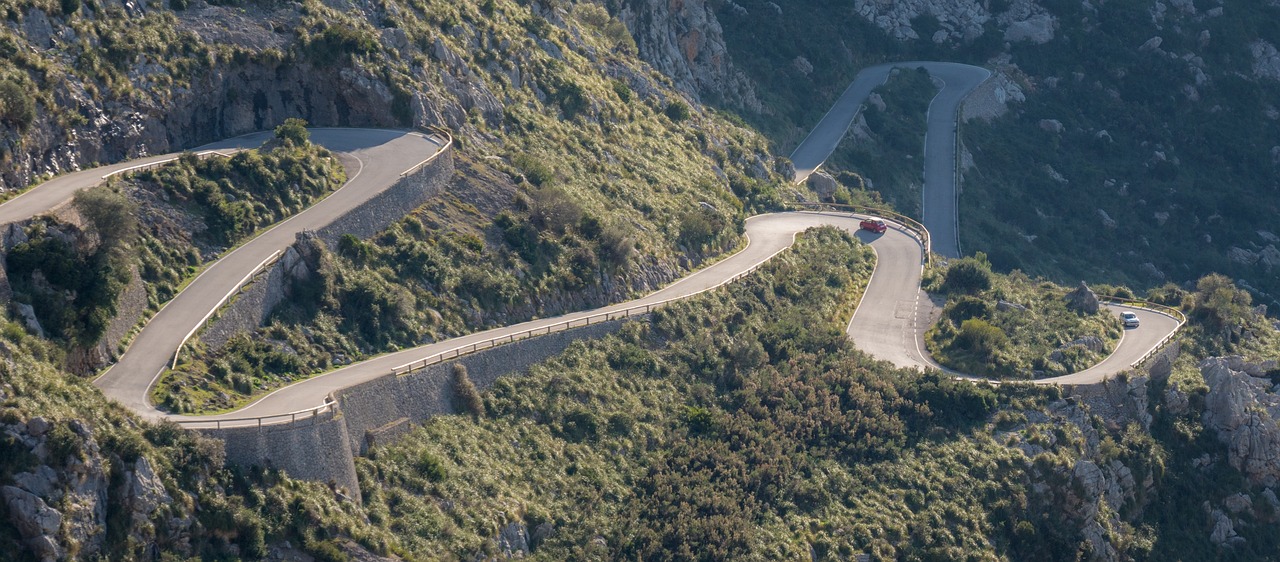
[451,363,484,417]
[274,118,310,146]
[942,253,993,294]
[73,188,138,255]
[664,100,691,122]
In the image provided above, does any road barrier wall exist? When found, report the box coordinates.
[198,140,455,353]
[196,317,629,499]
[336,319,629,456]
[201,407,362,502]
[313,141,455,249]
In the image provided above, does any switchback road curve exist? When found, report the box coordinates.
[789,62,991,258]
[3,66,1181,427]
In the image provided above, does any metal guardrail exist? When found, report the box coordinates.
[101,149,237,180]
[173,127,456,427]
[401,126,453,177]
[1097,295,1188,369]
[171,249,284,369]
[792,201,932,261]
[177,397,338,429]
[391,256,771,376]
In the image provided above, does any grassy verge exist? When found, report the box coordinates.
[924,254,1123,379]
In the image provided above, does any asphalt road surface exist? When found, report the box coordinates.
[789,62,990,258]
[84,129,445,419]
[3,85,1180,427]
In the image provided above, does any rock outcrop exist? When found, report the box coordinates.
[1202,356,1280,486]
[618,0,762,112]
[1065,281,1101,314]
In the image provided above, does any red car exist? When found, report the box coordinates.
[860,219,887,234]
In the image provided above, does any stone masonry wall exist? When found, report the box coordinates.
[312,145,455,249]
[336,319,630,456]
[200,259,290,350]
[200,317,633,501]
[198,144,455,351]
[199,408,362,501]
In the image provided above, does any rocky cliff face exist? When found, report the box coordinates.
[1,414,182,561]
[0,0,481,194]
[1202,356,1280,486]
[617,0,762,113]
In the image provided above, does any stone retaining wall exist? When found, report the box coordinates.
[200,258,290,350]
[200,317,634,498]
[200,408,362,502]
[336,319,630,456]
[199,144,455,350]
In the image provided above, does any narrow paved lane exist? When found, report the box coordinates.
[91,130,445,419]
[789,62,990,258]
[3,64,1181,428]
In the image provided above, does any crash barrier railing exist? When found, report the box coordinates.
[171,250,284,369]
[391,252,775,376]
[175,396,338,429]
[401,126,453,178]
[170,127,455,370]
[1097,295,1188,369]
[791,202,931,262]
[101,149,239,180]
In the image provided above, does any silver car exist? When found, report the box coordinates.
[1121,311,1140,328]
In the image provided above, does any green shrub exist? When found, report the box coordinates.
[304,24,378,66]
[664,100,691,122]
[942,254,994,294]
[275,117,311,146]
[0,80,36,131]
[955,318,1007,358]
[451,364,483,418]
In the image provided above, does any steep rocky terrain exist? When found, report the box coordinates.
[1,0,1280,560]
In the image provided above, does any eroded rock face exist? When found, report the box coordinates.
[2,485,64,561]
[1202,357,1280,486]
[619,0,762,113]
[1065,281,1100,314]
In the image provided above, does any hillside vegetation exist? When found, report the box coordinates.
[925,254,1123,379]
[3,130,344,372]
[714,0,1280,309]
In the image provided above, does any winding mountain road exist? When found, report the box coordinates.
[789,62,991,258]
[2,63,1182,428]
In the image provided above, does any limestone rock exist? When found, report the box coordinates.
[620,0,762,113]
[1065,282,1100,314]
[1004,13,1055,43]
[2,486,63,561]
[1039,118,1064,133]
[1252,40,1280,81]
[1202,357,1280,486]
[497,521,530,557]
[14,303,45,338]
[123,457,172,528]
[807,171,839,201]
[1224,493,1253,514]
[1209,508,1245,547]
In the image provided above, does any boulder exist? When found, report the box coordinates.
[14,303,45,338]
[1209,508,1245,547]
[1224,493,1253,514]
[1003,13,1056,44]
[1065,282,1100,314]
[807,171,839,201]
[1039,118,1064,133]
[1202,357,1280,486]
